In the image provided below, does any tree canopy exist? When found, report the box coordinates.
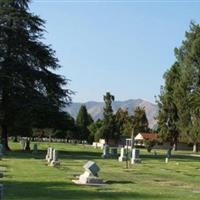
[0,0,73,150]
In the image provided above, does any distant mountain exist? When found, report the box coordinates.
[64,99,158,129]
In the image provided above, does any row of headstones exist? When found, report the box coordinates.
[101,145,118,158]
[102,145,141,164]
[118,148,141,164]
[45,147,60,167]
[102,145,172,164]
[20,140,38,153]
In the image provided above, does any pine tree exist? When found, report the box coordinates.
[76,105,93,142]
[133,106,149,136]
[101,92,118,143]
[0,0,72,150]
[174,22,200,152]
[157,62,180,150]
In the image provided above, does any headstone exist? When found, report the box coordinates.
[72,161,103,185]
[47,147,53,163]
[110,148,118,157]
[45,148,50,161]
[32,144,38,154]
[50,149,60,166]
[0,184,3,200]
[20,139,26,150]
[131,149,141,164]
[101,145,110,158]
[165,148,172,163]
[0,144,3,160]
[118,148,127,162]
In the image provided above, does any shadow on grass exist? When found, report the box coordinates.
[4,150,103,160]
[4,150,200,163]
[106,180,135,184]
[2,180,172,200]
[141,154,200,162]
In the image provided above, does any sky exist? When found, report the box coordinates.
[30,0,200,103]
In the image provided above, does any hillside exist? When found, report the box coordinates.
[64,99,158,128]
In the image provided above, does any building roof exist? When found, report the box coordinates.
[135,133,158,141]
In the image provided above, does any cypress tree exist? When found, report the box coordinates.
[76,105,93,141]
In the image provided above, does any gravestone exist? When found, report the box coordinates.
[118,148,127,162]
[72,161,103,185]
[47,147,54,163]
[45,148,50,161]
[0,144,3,160]
[20,139,26,150]
[110,148,118,157]
[32,144,38,154]
[50,149,60,167]
[131,149,141,164]
[101,145,110,158]
[0,184,3,200]
[165,148,172,163]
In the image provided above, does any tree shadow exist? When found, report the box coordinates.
[2,180,173,200]
[4,150,103,160]
[141,154,200,162]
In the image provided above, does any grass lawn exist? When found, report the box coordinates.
[1,142,200,200]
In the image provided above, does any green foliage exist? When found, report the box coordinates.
[101,92,119,143]
[115,108,130,137]
[88,119,104,142]
[133,106,149,136]
[76,105,93,142]
[157,22,200,151]
[0,0,73,149]
[144,140,156,152]
[157,62,180,148]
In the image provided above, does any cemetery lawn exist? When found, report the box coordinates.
[1,142,200,200]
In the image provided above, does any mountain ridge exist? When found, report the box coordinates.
[64,99,158,128]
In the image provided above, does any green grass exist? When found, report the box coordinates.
[1,142,200,200]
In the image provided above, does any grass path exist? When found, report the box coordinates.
[1,142,200,200]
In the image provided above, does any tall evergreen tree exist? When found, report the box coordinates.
[76,105,93,141]
[133,106,149,136]
[157,62,180,150]
[115,108,132,137]
[174,22,200,152]
[0,0,72,150]
[100,92,119,143]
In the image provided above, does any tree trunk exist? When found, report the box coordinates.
[1,124,10,151]
[193,143,198,153]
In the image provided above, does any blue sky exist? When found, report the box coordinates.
[30,0,200,103]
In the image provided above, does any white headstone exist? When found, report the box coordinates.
[45,147,50,161]
[118,148,126,162]
[101,145,110,158]
[131,149,141,164]
[50,149,60,166]
[47,148,53,163]
[72,161,103,185]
